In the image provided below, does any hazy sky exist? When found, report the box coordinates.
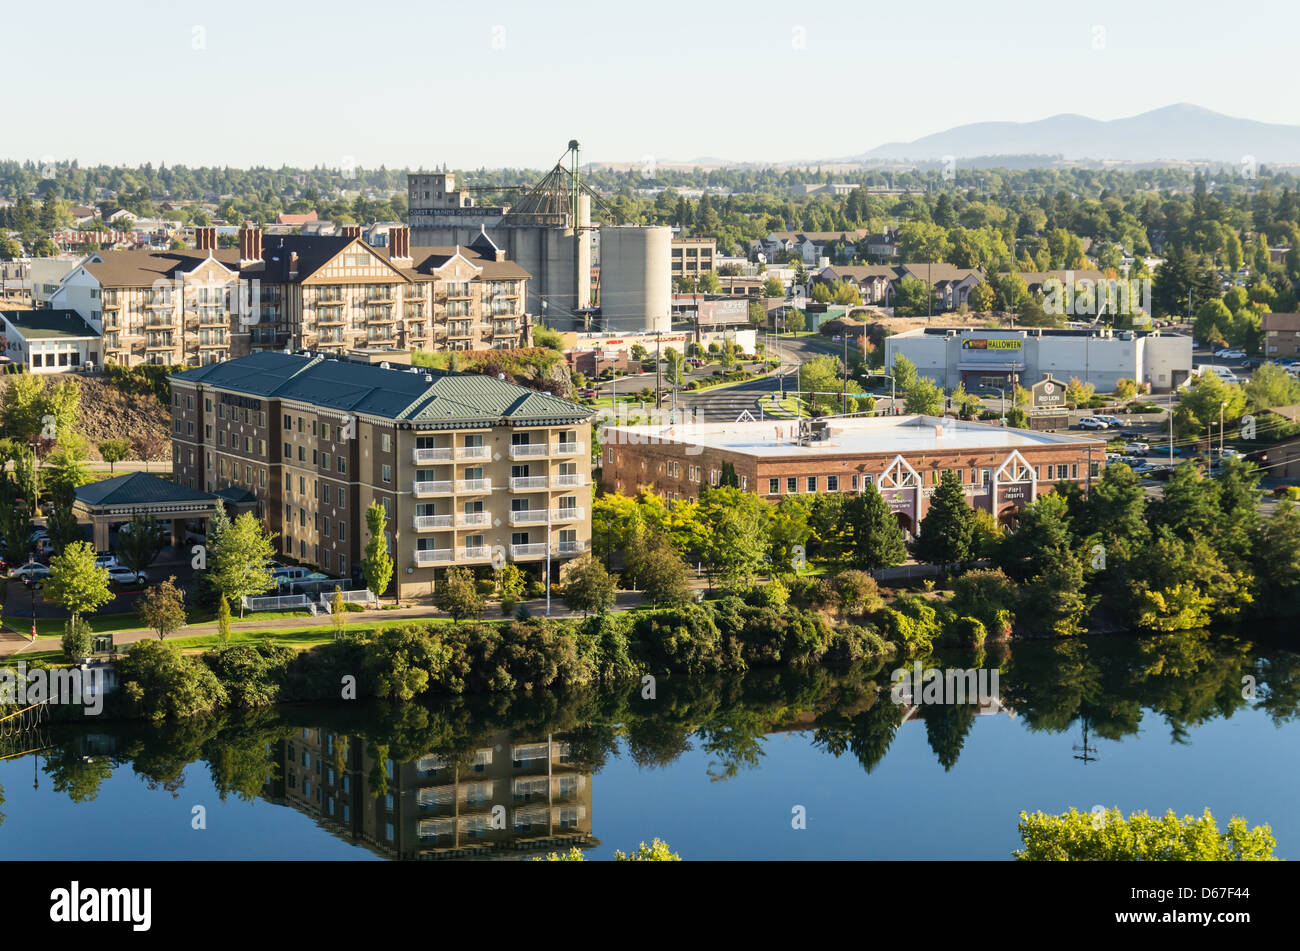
[8,0,1297,170]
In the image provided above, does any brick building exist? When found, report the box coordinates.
[602,415,1105,534]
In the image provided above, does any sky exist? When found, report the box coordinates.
[7,0,1299,171]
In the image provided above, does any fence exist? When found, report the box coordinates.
[319,589,377,613]
[242,593,310,612]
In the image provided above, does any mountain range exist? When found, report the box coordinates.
[851,105,1300,165]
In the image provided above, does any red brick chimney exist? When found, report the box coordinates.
[341,224,362,241]
[389,226,410,261]
[194,226,216,251]
[239,224,262,265]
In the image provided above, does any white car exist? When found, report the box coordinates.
[106,567,147,586]
[1218,349,1246,360]
[94,554,120,570]
[1123,441,1150,455]
[10,562,50,582]
[1093,415,1125,428]
[1077,417,1108,430]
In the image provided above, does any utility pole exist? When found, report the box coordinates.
[841,331,848,415]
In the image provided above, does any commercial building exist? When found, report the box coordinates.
[884,326,1192,394]
[602,415,1105,534]
[670,236,716,279]
[46,225,531,367]
[169,351,594,598]
[1263,312,1300,359]
[0,308,100,372]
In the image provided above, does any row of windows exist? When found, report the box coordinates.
[765,464,1084,495]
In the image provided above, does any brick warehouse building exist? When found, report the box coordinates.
[602,415,1106,534]
[170,350,594,599]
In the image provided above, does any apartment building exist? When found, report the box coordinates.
[169,351,594,598]
[47,225,531,367]
[670,236,716,279]
[265,726,595,860]
[1263,312,1300,359]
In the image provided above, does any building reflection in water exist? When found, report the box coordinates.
[264,729,598,860]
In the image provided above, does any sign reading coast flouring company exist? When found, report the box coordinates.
[961,337,1022,351]
[1031,374,1066,408]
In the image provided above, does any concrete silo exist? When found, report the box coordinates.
[597,225,672,333]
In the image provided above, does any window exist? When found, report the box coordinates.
[1071,463,1079,479]
[299,476,306,494]
[284,442,291,457]
[322,484,331,505]
[322,517,330,538]
[298,446,305,462]
[981,468,992,486]
[321,452,330,471]
[337,457,346,475]
[338,524,345,541]
[827,475,838,491]
[381,434,392,453]
[806,476,817,492]
[382,464,392,484]
[787,477,797,493]
[283,413,292,429]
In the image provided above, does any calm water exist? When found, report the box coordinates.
[2,634,1298,861]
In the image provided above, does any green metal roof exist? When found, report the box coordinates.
[172,351,593,426]
[75,472,217,507]
[0,309,98,340]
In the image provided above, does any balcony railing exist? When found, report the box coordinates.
[412,480,454,497]
[509,509,550,526]
[413,514,454,531]
[457,546,491,561]
[414,548,454,565]
[550,507,584,522]
[509,476,549,491]
[456,478,492,494]
[557,539,587,554]
[456,445,491,461]
[456,511,491,528]
[509,443,549,459]
[554,442,585,457]
[510,543,547,559]
[413,447,453,463]
[550,474,586,488]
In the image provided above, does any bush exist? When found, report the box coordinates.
[527,579,547,599]
[949,616,988,648]
[1014,808,1277,861]
[61,617,93,662]
[834,570,882,617]
[879,596,941,655]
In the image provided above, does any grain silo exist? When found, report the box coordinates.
[597,225,672,332]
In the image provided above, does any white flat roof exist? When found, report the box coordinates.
[604,415,1100,458]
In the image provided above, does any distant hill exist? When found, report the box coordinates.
[855,105,1300,164]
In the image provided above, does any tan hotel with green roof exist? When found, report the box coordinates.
[169,350,594,598]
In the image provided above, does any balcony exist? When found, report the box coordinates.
[510,543,546,559]
[365,288,397,303]
[414,548,453,565]
[456,478,492,494]
[412,480,454,497]
[557,539,587,555]
[550,473,586,489]
[456,511,491,528]
[456,546,492,562]
[144,314,175,328]
[554,442,585,457]
[456,445,491,461]
[509,476,548,491]
[550,507,584,522]
[509,509,550,526]
[509,443,549,460]
[413,514,454,531]
[413,447,453,463]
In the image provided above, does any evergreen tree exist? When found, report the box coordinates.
[915,470,976,568]
[846,483,907,571]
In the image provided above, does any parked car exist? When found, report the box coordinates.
[1093,415,1125,428]
[106,567,147,586]
[580,388,598,399]
[1077,417,1108,430]
[1217,349,1246,360]
[94,554,120,570]
[10,562,50,583]
[33,538,55,558]
[1122,441,1150,455]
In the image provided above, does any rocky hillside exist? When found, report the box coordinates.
[0,373,172,461]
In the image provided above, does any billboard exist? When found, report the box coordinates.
[961,338,1022,351]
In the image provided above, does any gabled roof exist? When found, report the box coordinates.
[172,351,592,426]
[1263,313,1300,331]
[0,308,99,340]
[377,244,530,282]
[81,249,241,287]
[75,471,217,507]
[242,235,406,284]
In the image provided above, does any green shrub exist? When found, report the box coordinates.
[61,617,93,662]
[949,616,988,648]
